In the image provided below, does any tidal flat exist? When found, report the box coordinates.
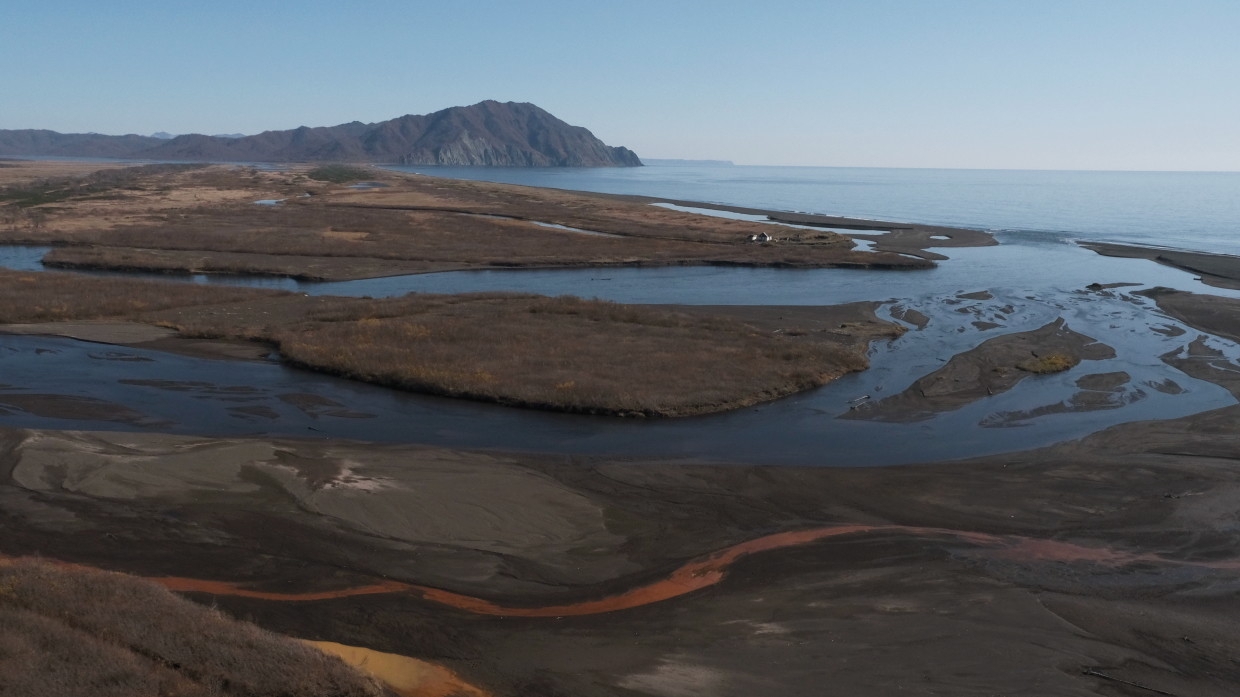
[5,161,1240,695]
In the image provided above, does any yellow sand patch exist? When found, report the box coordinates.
[326,190,446,207]
[304,640,491,697]
[323,230,370,241]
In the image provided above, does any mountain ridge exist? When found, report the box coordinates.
[0,101,642,167]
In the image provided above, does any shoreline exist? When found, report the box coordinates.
[580,191,996,262]
[1081,240,1240,290]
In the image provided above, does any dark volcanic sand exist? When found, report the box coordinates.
[5,386,1240,696]
[1082,241,1240,291]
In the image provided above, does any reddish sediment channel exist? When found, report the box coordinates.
[7,524,1236,619]
[7,523,1236,697]
[145,524,1240,617]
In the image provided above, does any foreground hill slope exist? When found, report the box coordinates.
[0,101,642,166]
[0,557,390,697]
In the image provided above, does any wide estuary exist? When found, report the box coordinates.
[3,164,1240,465]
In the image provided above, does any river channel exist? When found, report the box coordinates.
[2,233,1239,466]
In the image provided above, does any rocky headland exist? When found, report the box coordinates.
[0,101,642,167]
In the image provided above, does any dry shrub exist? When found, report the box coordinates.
[0,558,388,697]
[1017,352,1079,374]
[307,165,374,183]
[0,606,205,697]
[0,163,203,208]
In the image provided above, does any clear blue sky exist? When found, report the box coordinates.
[2,1,1237,170]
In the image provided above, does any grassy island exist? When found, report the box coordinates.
[0,161,933,281]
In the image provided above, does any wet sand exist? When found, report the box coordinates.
[0,319,273,361]
[1082,240,1240,290]
[1143,286,1240,346]
[845,318,1116,421]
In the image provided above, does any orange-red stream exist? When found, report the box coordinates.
[147,523,1240,617]
[9,523,1239,697]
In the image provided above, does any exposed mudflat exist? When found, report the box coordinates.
[5,401,1240,696]
[845,318,1115,421]
[0,319,274,361]
[1082,240,1240,290]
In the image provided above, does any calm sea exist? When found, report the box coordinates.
[388,164,1240,255]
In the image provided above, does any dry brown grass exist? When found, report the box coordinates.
[0,160,131,186]
[40,245,445,281]
[0,267,878,417]
[0,557,389,697]
[1016,352,1080,374]
[0,270,878,416]
[32,201,883,272]
[0,164,294,237]
[0,269,284,323]
[155,292,871,417]
[0,164,929,279]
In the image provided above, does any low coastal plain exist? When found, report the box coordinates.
[5,160,1240,696]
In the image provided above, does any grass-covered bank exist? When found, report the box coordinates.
[1,163,935,281]
[0,270,898,416]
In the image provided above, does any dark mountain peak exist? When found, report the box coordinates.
[395,101,640,167]
[0,102,641,167]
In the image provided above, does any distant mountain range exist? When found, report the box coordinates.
[0,101,642,167]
